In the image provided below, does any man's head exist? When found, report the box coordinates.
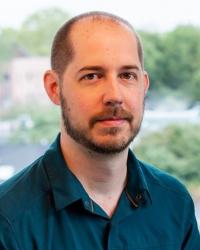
[44,11,149,154]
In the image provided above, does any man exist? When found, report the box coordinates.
[0,11,199,250]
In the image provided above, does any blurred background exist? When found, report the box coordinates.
[0,0,199,226]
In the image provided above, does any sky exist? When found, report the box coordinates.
[0,0,200,32]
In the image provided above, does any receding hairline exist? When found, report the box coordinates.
[68,11,135,31]
[51,11,144,78]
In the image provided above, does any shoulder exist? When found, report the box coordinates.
[138,159,192,202]
[137,160,200,247]
[137,160,197,226]
[0,155,49,222]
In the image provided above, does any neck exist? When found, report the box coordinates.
[60,131,129,216]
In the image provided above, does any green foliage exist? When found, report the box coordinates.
[0,28,18,60]
[17,7,69,55]
[134,124,200,185]
[140,25,200,103]
[162,26,200,90]
[0,7,69,60]
[187,69,200,103]
[139,31,165,90]
[3,104,60,144]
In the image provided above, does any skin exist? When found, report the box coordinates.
[44,18,149,216]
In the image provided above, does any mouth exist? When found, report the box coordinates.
[96,117,127,127]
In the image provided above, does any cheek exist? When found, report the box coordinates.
[127,91,145,109]
[68,94,94,119]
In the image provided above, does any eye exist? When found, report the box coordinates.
[120,72,137,80]
[81,73,101,81]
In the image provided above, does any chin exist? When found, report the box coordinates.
[88,136,133,154]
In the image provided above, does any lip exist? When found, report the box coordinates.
[97,119,126,126]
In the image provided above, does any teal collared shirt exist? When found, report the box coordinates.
[0,134,199,250]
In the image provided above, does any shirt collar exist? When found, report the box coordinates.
[43,134,90,211]
[126,150,152,207]
[44,134,152,211]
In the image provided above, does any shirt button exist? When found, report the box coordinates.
[84,201,90,207]
[135,193,142,202]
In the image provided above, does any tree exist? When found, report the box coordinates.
[17,7,70,55]
[4,104,60,144]
[139,26,200,103]
[0,28,18,61]
[0,7,70,61]
[139,31,165,91]
[134,124,200,185]
[161,25,200,102]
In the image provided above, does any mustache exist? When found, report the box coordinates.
[89,107,133,127]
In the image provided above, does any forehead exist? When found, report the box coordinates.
[70,17,136,42]
[68,18,139,64]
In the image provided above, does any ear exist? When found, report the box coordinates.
[43,70,61,105]
[143,71,150,96]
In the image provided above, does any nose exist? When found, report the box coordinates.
[102,76,123,107]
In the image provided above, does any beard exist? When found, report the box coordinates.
[60,92,144,154]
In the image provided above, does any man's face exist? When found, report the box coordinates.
[59,20,149,154]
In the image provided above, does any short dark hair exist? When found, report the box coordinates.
[51,11,144,78]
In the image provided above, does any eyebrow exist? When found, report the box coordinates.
[77,65,140,73]
[78,66,104,73]
[120,65,140,71]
